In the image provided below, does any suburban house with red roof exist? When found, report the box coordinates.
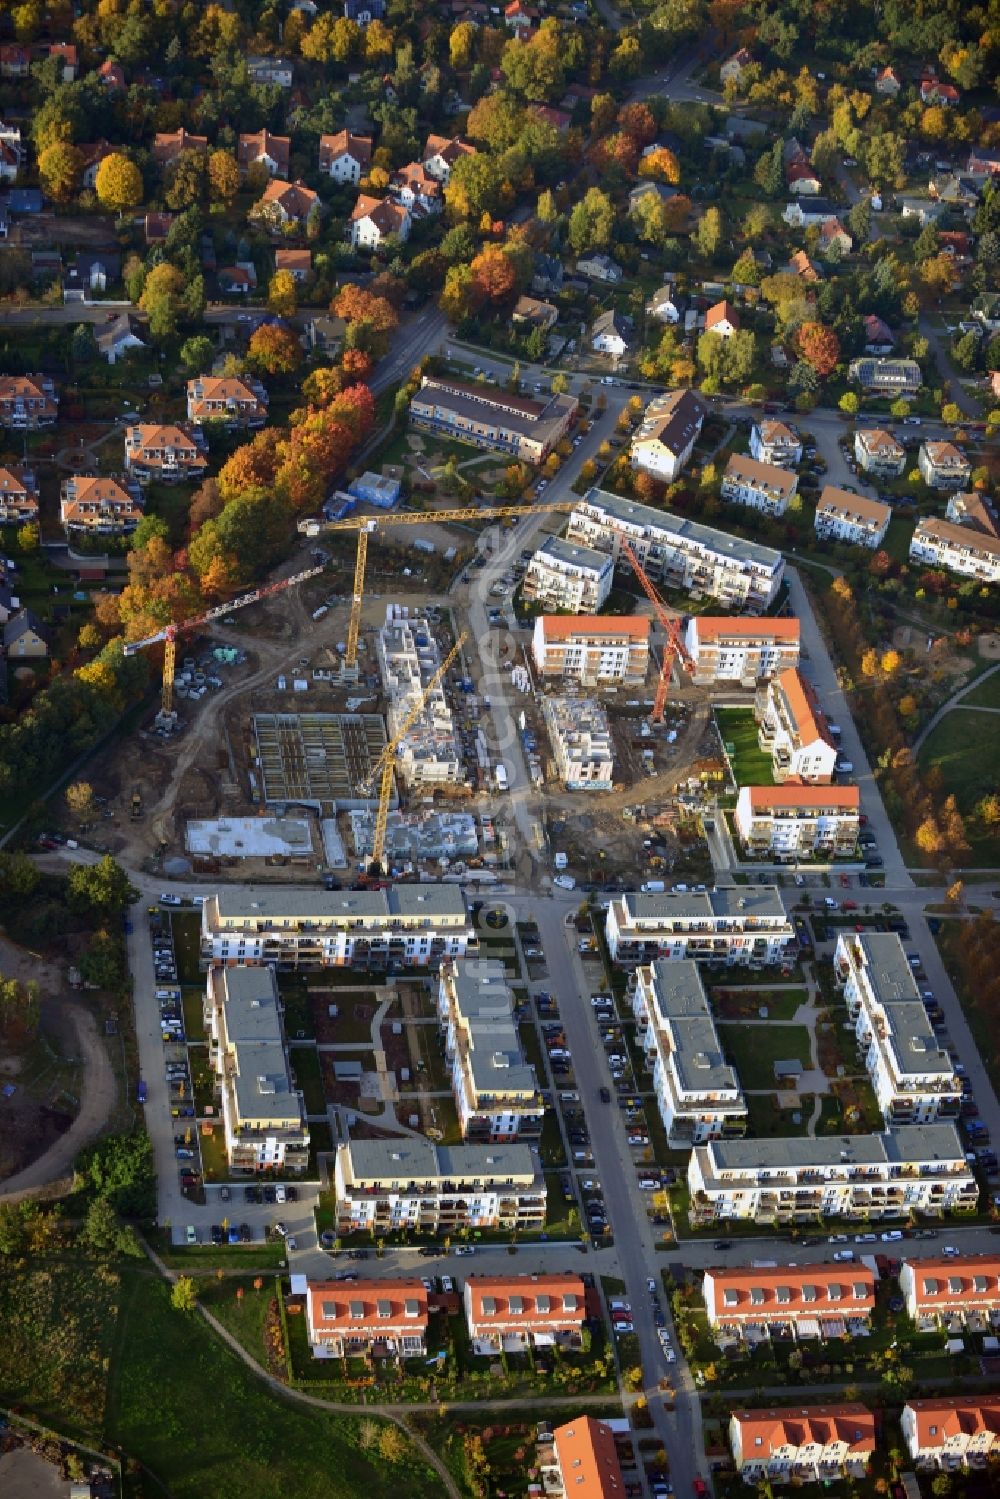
[275,248,312,282]
[350,193,411,248]
[730,1404,876,1483]
[238,130,290,178]
[186,376,268,430]
[253,178,320,230]
[153,128,208,167]
[463,1274,587,1352]
[854,428,905,477]
[305,1278,429,1360]
[683,617,801,684]
[875,65,901,94]
[704,1263,876,1344]
[705,299,739,337]
[920,76,960,104]
[124,423,207,483]
[755,666,838,783]
[546,1418,626,1499]
[902,1398,1000,1469]
[0,465,38,525]
[750,418,803,467]
[0,374,58,430]
[735,783,861,859]
[900,1254,1000,1330]
[421,133,476,183]
[59,474,144,537]
[318,130,373,184]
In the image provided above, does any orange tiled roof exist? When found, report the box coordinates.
[746,784,860,811]
[553,1418,625,1499]
[774,666,834,749]
[466,1273,586,1330]
[539,615,650,642]
[306,1278,428,1334]
[733,1404,876,1457]
[707,1263,874,1323]
[903,1254,1000,1314]
[705,299,738,330]
[906,1398,1000,1449]
[692,616,800,643]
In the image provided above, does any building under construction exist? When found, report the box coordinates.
[250,713,393,813]
[375,605,465,789]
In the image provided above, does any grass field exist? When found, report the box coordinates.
[289,1044,327,1115]
[745,1091,815,1138]
[716,1022,812,1091]
[959,670,1000,711]
[917,709,1000,865]
[714,707,775,788]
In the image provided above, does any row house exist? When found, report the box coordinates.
[854,428,906,478]
[410,376,577,465]
[349,192,411,248]
[704,1263,876,1344]
[186,375,268,429]
[918,440,971,490]
[687,1122,977,1225]
[909,515,1000,584]
[814,485,891,549]
[332,1137,546,1236]
[124,423,207,483]
[750,420,802,467]
[630,959,747,1145]
[900,1254,1000,1331]
[755,666,838,784]
[463,1274,586,1352]
[200,885,475,971]
[319,130,372,184]
[305,1278,429,1360]
[530,615,650,687]
[59,474,144,537]
[0,374,58,429]
[629,390,705,482]
[542,695,615,791]
[721,453,799,517]
[548,1418,625,1499]
[568,488,784,613]
[901,1398,1000,1471]
[238,129,290,178]
[683,616,800,685]
[730,1404,876,1485]
[0,465,39,525]
[605,885,794,968]
[203,965,309,1174]
[523,537,613,613]
[437,957,542,1142]
[835,931,960,1125]
[734,783,861,860]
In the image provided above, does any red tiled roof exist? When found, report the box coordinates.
[774,666,834,750]
[538,615,650,642]
[465,1273,586,1331]
[705,299,738,330]
[706,1263,874,1322]
[903,1254,1000,1314]
[552,1418,625,1499]
[692,616,800,643]
[733,1404,876,1458]
[306,1277,429,1336]
[746,784,860,811]
[905,1398,1000,1450]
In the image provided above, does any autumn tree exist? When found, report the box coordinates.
[568,187,614,253]
[247,324,302,377]
[795,321,840,377]
[38,141,83,203]
[881,649,901,675]
[268,269,297,317]
[449,19,476,71]
[139,262,188,340]
[639,147,681,185]
[207,149,240,204]
[616,102,657,147]
[66,781,97,826]
[95,152,143,214]
[692,206,722,261]
[171,1276,199,1312]
[915,816,944,857]
[470,245,516,304]
[216,428,282,505]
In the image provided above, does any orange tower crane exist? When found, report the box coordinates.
[620,540,694,722]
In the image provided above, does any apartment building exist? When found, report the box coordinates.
[631,960,747,1145]
[186,375,268,429]
[730,1404,876,1485]
[848,358,922,396]
[735,784,861,859]
[522,536,614,614]
[200,886,475,971]
[305,1279,429,1360]
[755,667,838,784]
[59,474,144,537]
[854,428,906,478]
[947,490,999,536]
[704,1263,877,1343]
[409,376,577,465]
[0,465,39,525]
[569,488,784,612]
[531,615,650,687]
[542,696,615,790]
[463,1274,586,1351]
[899,1254,1000,1330]
[835,932,960,1126]
[606,885,794,968]
[750,420,803,467]
[909,515,1000,583]
[814,485,891,549]
[901,1398,1000,1470]
[124,423,207,483]
[549,1418,626,1499]
[332,1137,546,1235]
[721,454,799,517]
[0,374,58,429]
[629,390,705,481]
[203,965,309,1174]
[918,440,971,490]
[684,616,800,685]
[376,605,464,788]
[437,958,542,1142]
[687,1123,977,1225]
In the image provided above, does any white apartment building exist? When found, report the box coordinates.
[629,390,705,481]
[684,617,800,685]
[901,1399,1000,1471]
[569,488,784,612]
[721,454,799,517]
[835,932,960,1126]
[542,696,615,790]
[522,536,613,613]
[203,965,309,1174]
[755,667,838,783]
[910,516,1000,583]
[703,1263,877,1344]
[376,605,464,788]
[687,1123,977,1225]
[814,485,891,549]
[854,428,905,478]
[531,615,650,687]
[750,420,803,467]
[333,1137,546,1236]
[437,958,542,1142]
[200,886,475,971]
[734,784,860,859]
[631,960,747,1145]
[918,440,971,490]
[605,885,794,967]
[730,1405,876,1485]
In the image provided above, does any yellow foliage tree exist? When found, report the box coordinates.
[860,648,879,677]
[268,269,297,317]
[881,649,901,675]
[95,152,143,214]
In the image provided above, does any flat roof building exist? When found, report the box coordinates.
[376,605,464,789]
[606,885,794,967]
[542,696,615,790]
[522,536,614,614]
[437,958,542,1142]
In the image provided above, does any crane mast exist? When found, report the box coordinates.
[621,541,694,722]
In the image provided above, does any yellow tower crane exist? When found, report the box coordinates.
[299,500,579,673]
[360,631,468,876]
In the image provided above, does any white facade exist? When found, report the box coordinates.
[901,1400,1000,1471]
[542,696,615,790]
[731,1406,876,1485]
[755,667,838,784]
[721,454,798,516]
[909,516,1000,583]
[629,390,705,482]
[632,960,746,1145]
[918,441,971,490]
[685,617,800,685]
[688,1123,977,1225]
[376,605,464,789]
[835,932,960,1126]
[522,535,613,613]
[750,421,802,467]
[437,958,542,1142]
[735,785,860,859]
[853,429,905,477]
[606,885,794,967]
[814,486,891,549]
[531,616,649,686]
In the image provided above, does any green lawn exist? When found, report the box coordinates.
[714,707,774,788]
[917,710,1000,866]
[710,986,808,1022]
[961,671,1000,711]
[182,986,206,1041]
[716,1022,813,1092]
[289,1045,327,1115]
[745,1091,815,1138]
[170,910,203,985]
